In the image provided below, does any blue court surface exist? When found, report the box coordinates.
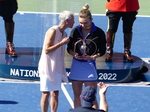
[1,81,150,112]
[0,12,150,112]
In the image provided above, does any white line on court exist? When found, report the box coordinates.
[0,79,150,87]
[17,11,150,18]
[61,83,74,108]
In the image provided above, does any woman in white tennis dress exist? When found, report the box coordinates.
[38,11,74,112]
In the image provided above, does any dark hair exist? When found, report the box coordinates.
[78,3,92,20]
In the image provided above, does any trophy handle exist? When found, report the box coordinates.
[74,39,82,56]
[84,39,97,55]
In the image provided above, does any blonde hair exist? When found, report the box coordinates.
[78,3,92,20]
[59,10,74,25]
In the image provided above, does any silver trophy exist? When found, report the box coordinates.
[80,41,87,56]
[74,39,97,57]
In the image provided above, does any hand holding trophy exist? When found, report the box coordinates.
[73,38,97,60]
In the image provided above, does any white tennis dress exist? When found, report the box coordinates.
[38,26,68,91]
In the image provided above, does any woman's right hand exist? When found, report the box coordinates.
[74,53,83,60]
[60,37,70,45]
